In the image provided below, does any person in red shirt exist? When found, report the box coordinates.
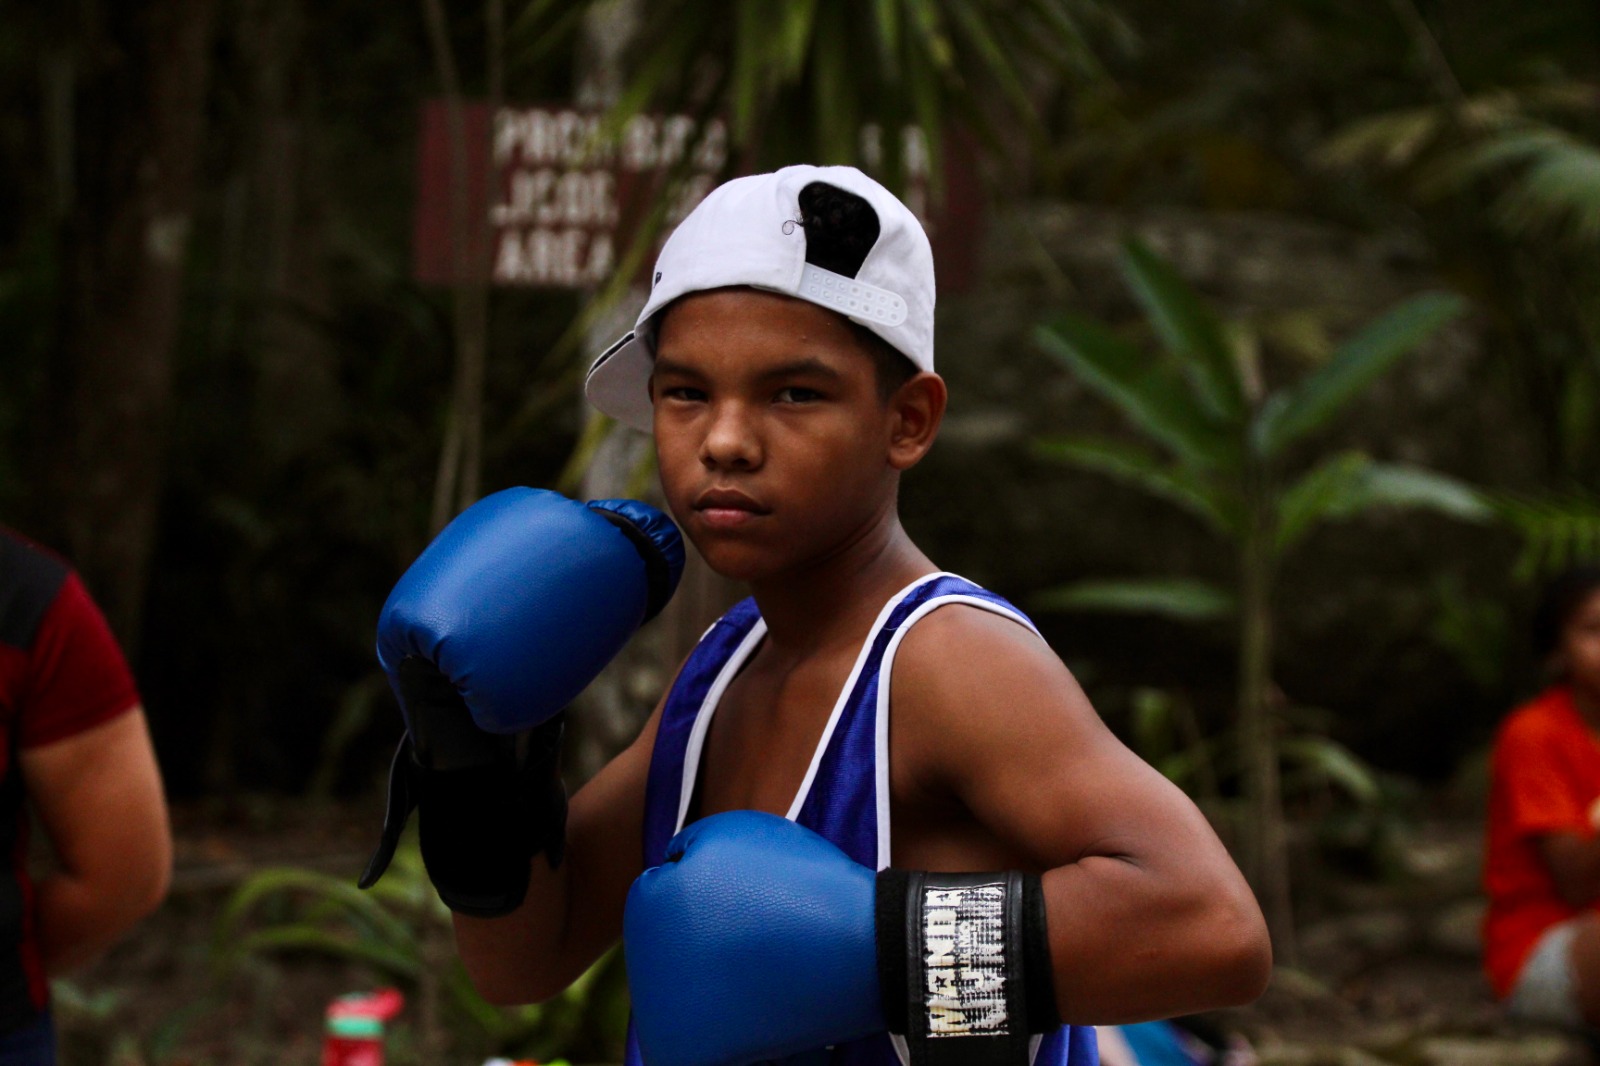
[0,528,172,1063]
[1484,566,1600,1028]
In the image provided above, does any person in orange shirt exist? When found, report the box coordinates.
[1483,566,1600,1027]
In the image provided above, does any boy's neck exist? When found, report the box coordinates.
[747,512,935,657]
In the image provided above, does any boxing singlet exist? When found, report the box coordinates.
[627,572,1099,1066]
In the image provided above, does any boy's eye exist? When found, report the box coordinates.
[774,386,822,404]
[661,385,707,402]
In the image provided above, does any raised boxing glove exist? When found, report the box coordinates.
[359,488,684,916]
[624,811,1063,1066]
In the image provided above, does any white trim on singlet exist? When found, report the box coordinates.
[782,573,947,821]
[673,617,769,834]
[870,589,1043,872]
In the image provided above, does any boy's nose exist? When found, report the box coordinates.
[700,402,763,470]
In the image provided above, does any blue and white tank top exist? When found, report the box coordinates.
[623,572,1099,1066]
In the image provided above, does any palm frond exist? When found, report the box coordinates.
[1033,577,1236,621]
[1034,314,1238,470]
[1276,452,1491,555]
[1488,491,1600,579]
[1251,291,1464,457]
[1117,238,1244,423]
[1031,434,1240,535]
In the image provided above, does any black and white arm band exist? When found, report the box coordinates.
[876,870,1062,1066]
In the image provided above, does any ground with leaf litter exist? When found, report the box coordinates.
[48,799,1599,1066]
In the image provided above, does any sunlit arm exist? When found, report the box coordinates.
[20,707,172,975]
[1037,795,1273,1023]
[896,607,1272,1025]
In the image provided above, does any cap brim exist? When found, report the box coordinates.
[585,331,656,433]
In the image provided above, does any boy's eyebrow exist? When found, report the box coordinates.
[754,357,845,382]
[651,355,847,382]
[650,356,706,379]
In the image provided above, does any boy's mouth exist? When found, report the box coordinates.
[693,488,770,529]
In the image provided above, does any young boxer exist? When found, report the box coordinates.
[363,166,1271,1066]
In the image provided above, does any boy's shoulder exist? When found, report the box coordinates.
[890,596,1075,723]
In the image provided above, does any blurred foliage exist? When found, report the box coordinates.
[1030,238,1483,946]
[1487,491,1600,580]
[0,0,1594,799]
[514,0,1133,188]
[212,835,629,1062]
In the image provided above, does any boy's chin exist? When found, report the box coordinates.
[691,542,788,586]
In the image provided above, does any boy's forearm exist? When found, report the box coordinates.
[453,854,579,1004]
[1041,852,1272,1023]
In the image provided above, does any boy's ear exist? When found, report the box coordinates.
[887,372,947,470]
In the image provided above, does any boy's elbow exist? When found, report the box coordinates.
[1202,895,1273,1007]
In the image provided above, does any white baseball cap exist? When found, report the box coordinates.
[584,164,936,431]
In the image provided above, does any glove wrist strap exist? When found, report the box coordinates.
[876,869,1061,1066]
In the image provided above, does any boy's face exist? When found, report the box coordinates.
[649,288,917,583]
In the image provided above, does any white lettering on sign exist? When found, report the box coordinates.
[421,101,734,289]
[490,169,619,228]
[494,228,615,287]
[495,108,618,168]
[922,882,1009,1038]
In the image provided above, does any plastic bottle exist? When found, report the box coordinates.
[322,988,404,1066]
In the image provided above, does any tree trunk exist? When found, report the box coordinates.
[47,0,218,651]
[1238,497,1294,963]
[421,0,499,533]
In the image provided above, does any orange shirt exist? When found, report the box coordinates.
[1482,685,1600,999]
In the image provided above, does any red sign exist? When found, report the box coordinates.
[413,102,984,292]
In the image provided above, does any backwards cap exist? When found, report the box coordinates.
[584,164,936,431]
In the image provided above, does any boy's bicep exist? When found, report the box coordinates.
[897,610,1225,867]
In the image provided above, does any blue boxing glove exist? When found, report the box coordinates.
[625,812,883,1066]
[359,488,684,916]
[625,812,1064,1066]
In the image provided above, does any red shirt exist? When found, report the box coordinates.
[1482,685,1600,999]
[0,528,140,1026]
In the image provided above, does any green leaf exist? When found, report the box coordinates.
[906,0,956,72]
[810,16,858,165]
[228,928,421,978]
[1488,491,1600,579]
[871,0,902,76]
[1509,134,1600,239]
[778,0,823,78]
[1035,315,1237,470]
[1031,434,1239,535]
[1317,107,1448,171]
[213,867,417,956]
[1118,238,1244,422]
[944,0,1037,126]
[1276,453,1492,555]
[1280,736,1381,807]
[1275,451,1373,554]
[1033,578,1236,621]
[1357,463,1493,521]
[1251,291,1464,457]
[731,0,765,143]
